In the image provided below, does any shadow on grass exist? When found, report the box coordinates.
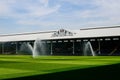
[7,63,120,80]
[0,61,27,64]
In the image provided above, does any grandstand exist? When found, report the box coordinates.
[0,26,120,56]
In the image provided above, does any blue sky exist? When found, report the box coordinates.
[0,0,120,34]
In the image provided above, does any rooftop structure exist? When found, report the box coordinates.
[0,26,120,42]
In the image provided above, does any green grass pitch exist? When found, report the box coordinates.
[0,55,120,79]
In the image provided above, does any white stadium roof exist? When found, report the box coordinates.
[0,26,120,42]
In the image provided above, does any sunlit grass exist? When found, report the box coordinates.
[0,55,120,79]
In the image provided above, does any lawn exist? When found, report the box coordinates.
[0,55,120,79]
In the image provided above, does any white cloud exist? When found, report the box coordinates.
[68,0,120,27]
[61,0,94,5]
[38,0,49,7]
[0,0,60,18]
[25,5,60,17]
[0,0,120,34]
[17,19,60,27]
[0,1,10,15]
[0,0,61,34]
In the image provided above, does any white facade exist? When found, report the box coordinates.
[0,26,120,42]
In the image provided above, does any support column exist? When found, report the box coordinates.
[50,41,53,55]
[16,42,18,54]
[72,40,75,55]
[98,39,101,54]
[2,42,4,54]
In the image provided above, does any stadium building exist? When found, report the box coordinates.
[0,26,120,56]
